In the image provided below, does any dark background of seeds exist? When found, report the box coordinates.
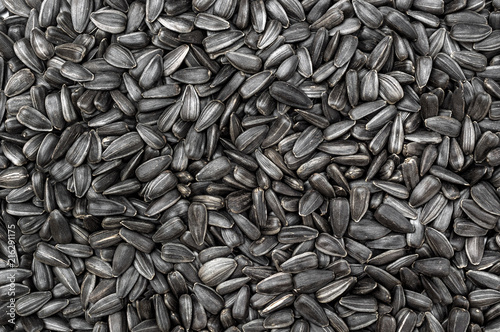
[2,0,500,331]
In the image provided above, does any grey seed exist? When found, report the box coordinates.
[83,72,122,90]
[367,36,393,72]
[323,120,356,141]
[420,193,448,225]
[261,309,294,329]
[346,69,360,106]
[66,131,91,167]
[309,173,335,198]
[334,35,359,68]
[293,270,335,295]
[134,251,155,281]
[102,132,144,161]
[349,100,386,121]
[378,74,404,104]
[73,165,92,198]
[214,276,250,297]
[315,233,347,257]
[87,293,124,318]
[90,9,127,34]
[195,13,230,31]
[360,69,378,102]
[388,113,404,155]
[261,116,292,149]
[235,125,269,154]
[469,92,492,121]
[70,0,93,33]
[16,291,52,317]
[350,186,370,222]
[37,299,70,319]
[259,20,283,50]
[239,70,275,99]
[425,227,454,259]
[466,236,485,265]
[467,270,500,291]
[152,217,186,243]
[193,283,224,315]
[265,0,289,28]
[412,257,451,277]
[469,289,500,307]
[327,198,349,238]
[54,43,87,63]
[85,256,113,278]
[373,180,409,199]
[198,257,237,286]
[461,199,498,229]
[44,93,64,131]
[119,228,155,253]
[298,190,323,216]
[424,116,462,137]
[55,243,93,258]
[353,0,383,29]
[0,32,15,60]
[310,7,344,31]
[409,175,441,207]
[281,252,318,273]
[250,0,267,33]
[142,84,181,99]
[278,226,319,244]
[269,81,313,109]
[451,23,492,42]
[276,55,299,81]
[340,295,378,313]
[474,30,500,52]
[316,277,357,303]
[296,47,313,78]
[374,204,415,233]
[434,52,466,82]
[345,312,378,330]
[5,68,35,97]
[470,181,500,215]
[255,272,293,295]
[294,294,329,327]
[454,219,488,237]
[293,126,323,159]
[136,123,165,150]
[193,100,224,132]
[188,202,207,246]
[146,0,163,23]
[403,289,432,312]
[88,230,122,249]
[161,45,188,77]
[14,38,44,74]
[116,266,139,298]
[139,54,163,89]
[87,199,126,216]
[429,165,468,186]
[203,30,245,55]
[17,106,52,132]
[53,266,80,295]
[161,243,195,263]
[110,90,136,117]
[171,67,211,85]
[0,283,30,301]
[448,308,470,332]
[451,50,487,71]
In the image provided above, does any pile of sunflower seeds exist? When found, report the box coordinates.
[3,0,500,331]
